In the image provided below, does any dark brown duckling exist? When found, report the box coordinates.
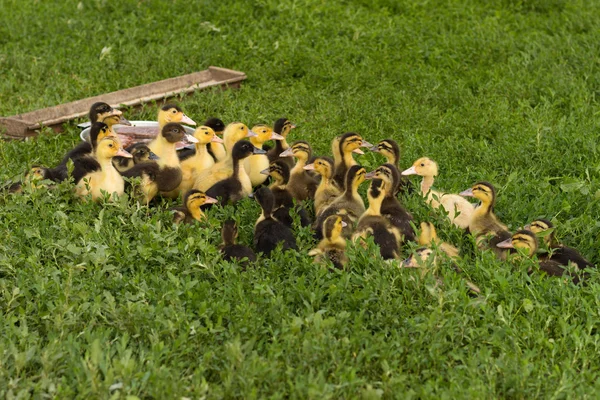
[279,140,319,201]
[172,189,218,224]
[369,139,412,194]
[113,145,159,173]
[266,118,296,168]
[309,215,348,269]
[253,187,298,256]
[220,220,257,268]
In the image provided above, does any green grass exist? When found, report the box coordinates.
[2,0,600,397]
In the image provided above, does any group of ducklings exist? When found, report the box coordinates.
[6,102,596,285]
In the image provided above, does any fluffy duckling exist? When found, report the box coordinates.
[205,141,266,205]
[266,118,296,168]
[113,145,159,173]
[204,117,227,162]
[460,181,511,257]
[525,219,594,270]
[369,139,411,194]
[3,166,54,193]
[243,124,284,187]
[279,141,319,201]
[74,137,132,201]
[157,103,196,129]
[401,157,474,230]
[220,220,257,268]
[253,187,298,256]
[367,163,415,242]
[172,189,217,224]
[261,160,311,227]
[309,215,348,269]
[332,132,372,189]
[418,222,460,260]
[89,101,130,132]
[497,230,588,284]
[353,178,401,260]
[193,122,256,191]
[313,165,367,240]
[304,156,341,216]
[122,123,190,204]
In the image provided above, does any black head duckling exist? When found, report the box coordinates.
[204,140,266,205]
[172,189,217,224]
[113,145,159,173]
[89,101,131,128]
[309,214,348,269]
[244,124,284,187]
[204,117,227,162]
[366,163,415,242]
[219,219,257,268]
[331,132,372,189]
[369,139,412,194]
[266,118,296,168]
[497,230,588,284]
[279,140,319,201]
[304,156,341,216]
[253,186,298,256]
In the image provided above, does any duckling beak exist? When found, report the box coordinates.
[181,114,196,126]
[402,257,416,268]
[365,171,376,180]
[118,116,132,126]
[459,188,474,197]
[270,132,285,140]
[252,147,267,155]
[260,168,270,175]
[303,163,315,171]
[116,148,133,158]
[523,224,531,231]
[211,135,224,143]
[361,140,373,148]
[184,134,199,144]
[279,148,294,157]
[352,148,364,155]
[369,145,380,152]
[148,151,160,160]
[248,192,255,198]
[204,195,218,204]
[341,221,348,227]
[496,238,515,249]
[246,130,258,138]
[401,166,417,176]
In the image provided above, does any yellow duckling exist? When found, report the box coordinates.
[172,189,218,224]
[156,103,196,130]
[401,157,474,230]
[332,132,372,189]
[243,124,284,187]
[89,101,131,137]
[417,222,459,260]
[309,215,348,269]
[304,156,341,215]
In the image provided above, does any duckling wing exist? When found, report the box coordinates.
[550,247,595,270]
[222,245,257,268]
[60,141,93,165]
[194,162,232,192]
[381,197,415,242]
[205,178,243,205]
[254,220,297,255]
[72,156,101,184]
[121,161,160,182]
[437,193,474,229]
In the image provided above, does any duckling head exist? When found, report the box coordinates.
[525,218,557,247]
[232,140,267,161]
[261,160,290,186]
[365,163,399,192]
[459,181,496,207]
[223,122,256,149]
[161,122,197,144]
[158,104,196,126]
[96,137,132,159]
[497,230,537,257]
[274,118,296,137]
[130,145,159,163]
[401,157,438,177]
[339,132,372,155]
[304,156,334,179]
[89,122,111,148]
[26,165,51,182]
[254,186,275,217]
[193,126,223,145]
[418,221,440,246]
[185,189,218,213]
[89,102,130,127]
[221,219,239,245]
[370,139,400,165]
[346,165,367,191]
[323,214,347,242]
[403,247,436,268]
[250,124,284,146]
[204,117,226,135]
[279,141,311,161]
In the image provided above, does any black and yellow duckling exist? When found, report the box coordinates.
[113,145,159,173]
[525,219,594,270]
[219,220,257,268]
[266,118,296,168]
[353,178,401,260]
[279,141,319,201]
[309,215,348,269]
[332,132,372,189]
[260,160,311,227]
[172,189,217,224]
[367,163,415,242]
[417,221,460,260]
[369,139,411,194]
[497,230,589,284]
[244,124,284,187]
[73,137,132,201]
[459,182,511,258]
[193,122,256,192]
[89,101,131,132]
[156,103,196,130]
[303,156,341,216]
[204,140,266,205]
[313,165,367,240]
[253,186,298,256]
[3,166,54,194]
[204,117,227,162]
[122,123,190,204]
[402,157,474,230]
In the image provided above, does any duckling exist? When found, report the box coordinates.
[353,179,401,259]
[219,219,257,268]
[459,182,511,257]
[401,157,474,230]
[113,145,159,173]
[309,215,348,269]
[172,189,217,224]
[266,118,296,168]
[525,219,594,270]
[74,137,132,201]
[279,141,319,201]
[497,230,588,284]
[193,122,256,191]
[313,165,367,240]
[261,160,311,227]
[122,123,190,204]
[243,124,284,187]
[157,103,196,130]
[204,141,266,205]
[205,117,227,162]
[3,166,55,193]
[89,101,131,131]
[369,139,411,194]
[418,221,460,260]
[332,133,372,189]
[253,187,298,256]
[303,156,341,216]
[367,163,415,242]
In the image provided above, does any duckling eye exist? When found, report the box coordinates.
[420,163,425,167]
[172,109,177,114]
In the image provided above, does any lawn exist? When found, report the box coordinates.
[1,0,600,398]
